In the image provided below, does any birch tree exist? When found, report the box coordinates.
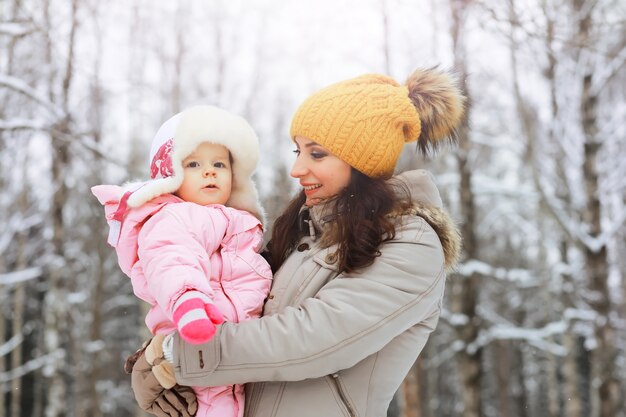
[449,1,483,416]
[41,0,79,413]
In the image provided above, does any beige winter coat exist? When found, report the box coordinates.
[172,170,461,417]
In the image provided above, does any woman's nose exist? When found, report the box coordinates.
[290,157,307,178]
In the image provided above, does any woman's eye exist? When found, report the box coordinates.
[292,149,301,156]
[311,152,326,160]
[186,161,200,168]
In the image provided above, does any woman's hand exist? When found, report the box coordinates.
[125,335,198,417]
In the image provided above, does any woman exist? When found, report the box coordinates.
[130,67,464,417]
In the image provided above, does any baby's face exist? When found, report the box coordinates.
[175,142,232,206]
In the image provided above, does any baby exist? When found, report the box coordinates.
[92,105,272,417]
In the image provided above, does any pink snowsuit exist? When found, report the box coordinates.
[92,185,272,417]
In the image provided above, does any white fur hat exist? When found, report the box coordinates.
[126,105,265,223]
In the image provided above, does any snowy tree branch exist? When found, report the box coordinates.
[0,22,35,37]
[0,118,49,131]
[0,350,64,383]
[0,267,43,286]
[0,213,44,255]
[437,308,604,362]
[0,333,23,357]
[437,314,569,361]
[0,74,65,119]
[591,45,626,96]
[466,321,568,356]
[600,209,626,245]
[456,259,540,287]
[427,340,466,369]
[439,308,470,327]
[75,133,127,167]
[534,175,608,253]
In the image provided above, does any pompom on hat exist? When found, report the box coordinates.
[289,68,465,178]
[126,105,265,223]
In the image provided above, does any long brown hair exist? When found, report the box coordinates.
[267,169,412,274]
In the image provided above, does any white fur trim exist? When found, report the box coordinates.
[126,177,182,208]
[126,105,266,224]
[162,333,174,363]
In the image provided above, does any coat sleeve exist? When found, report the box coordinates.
[138,206,227,318]
[172,217,446,386]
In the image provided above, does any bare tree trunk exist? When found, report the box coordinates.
[545,7,583,416]
[537,25,562,411]
[10,180,28,417]
[1,0,21,413]
[580,74,618,417]
[0,281,5,417]
[127,0,148,180]
[560,239,586,417]
[0,128,6,417]
[513,342,528,417]
[171,2,185,114]
[43,0,78,415]
[381,0,392,75]
[402,362,419,417]
[419,353,434,417]
[562,331,583,417]
[83,6,105,414]
[212,1,225,107]
[449,2,482,417]
[41,0,67,411]
[575,2,619,416]
[43,132,70,417]
[495,341,511,417]
[429,0,440,61]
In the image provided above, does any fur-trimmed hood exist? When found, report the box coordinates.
[399,202,461,271]
[394,170,461,270]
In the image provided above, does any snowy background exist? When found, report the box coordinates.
[1,0,625,416]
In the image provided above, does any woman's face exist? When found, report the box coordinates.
[290,136,352,206]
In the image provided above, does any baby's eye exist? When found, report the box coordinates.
[185,161,200,168]
[214,162,227,168]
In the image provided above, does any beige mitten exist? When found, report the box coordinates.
[129,335,198,417]
[144,334,176,389]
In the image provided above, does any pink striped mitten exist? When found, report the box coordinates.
[173,291,224,344]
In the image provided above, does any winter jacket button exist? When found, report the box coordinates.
[297,243,310,252]
[325,252,337,264]
[267,294,275,300]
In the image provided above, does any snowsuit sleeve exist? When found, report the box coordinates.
[137,205,228,319]
[172,215,446,386]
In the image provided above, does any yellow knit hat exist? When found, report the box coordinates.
[290,69,465,178]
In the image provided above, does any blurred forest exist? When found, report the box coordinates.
[1,0,625,416]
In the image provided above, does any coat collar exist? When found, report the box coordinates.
[298,202,337,241]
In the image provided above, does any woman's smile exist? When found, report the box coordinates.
[302,183,322,194]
